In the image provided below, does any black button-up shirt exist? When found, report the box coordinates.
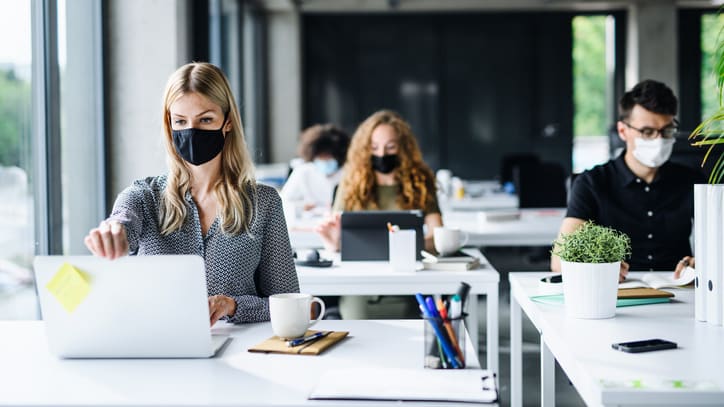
[567,153,705,271]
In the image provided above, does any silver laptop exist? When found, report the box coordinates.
[33,255,229,358]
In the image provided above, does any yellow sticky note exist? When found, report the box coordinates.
[45,263,91,313]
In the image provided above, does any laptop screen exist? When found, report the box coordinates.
[340,210,424,261]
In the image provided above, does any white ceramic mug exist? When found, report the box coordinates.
[433,227,469,256]
[269,293,326,339]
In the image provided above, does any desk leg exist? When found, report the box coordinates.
[486,287,499,374]
[510,291,522,407]
[468,295,479,359]
[541,337,555,407]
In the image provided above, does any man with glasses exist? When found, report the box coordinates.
[551,80,705,279]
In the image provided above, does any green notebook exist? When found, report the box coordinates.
[530,294,670,307]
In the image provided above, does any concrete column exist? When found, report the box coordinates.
[267,9,302,163]
[626,1,678,93]
[105,0,190,199]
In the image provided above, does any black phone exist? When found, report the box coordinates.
[611,338,677,353]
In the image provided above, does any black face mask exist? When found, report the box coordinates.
[371,154,399,174]
[171,116,227,166]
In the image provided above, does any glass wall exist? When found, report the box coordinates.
[0,0,36,319]
[571,14,615,173]
[701,12,724,121]
[0,0,104,320]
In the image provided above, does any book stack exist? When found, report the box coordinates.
[421,250,481,271]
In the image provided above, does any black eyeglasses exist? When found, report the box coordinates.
[621,120,679,140]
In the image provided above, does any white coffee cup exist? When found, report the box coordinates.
[269,293,326,339]
[433,227,469,256]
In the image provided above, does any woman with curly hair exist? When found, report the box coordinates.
[316,109,442,252]
[316,110,443,319]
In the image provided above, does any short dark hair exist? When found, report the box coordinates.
[297,124,350,165]
[618,79,678,120]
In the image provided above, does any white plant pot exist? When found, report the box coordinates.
[561,260,619,319]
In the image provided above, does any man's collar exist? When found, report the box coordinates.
[614,152,638,186]
[616,150,671,186]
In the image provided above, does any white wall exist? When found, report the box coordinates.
[105,0,190,199]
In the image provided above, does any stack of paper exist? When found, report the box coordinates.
[421,251,481,271]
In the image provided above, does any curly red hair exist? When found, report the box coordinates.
[339,110,436,211]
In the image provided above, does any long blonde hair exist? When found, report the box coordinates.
[159,62,255,235]
[339,110,436,211]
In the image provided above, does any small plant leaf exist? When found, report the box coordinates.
[551,221,631,263]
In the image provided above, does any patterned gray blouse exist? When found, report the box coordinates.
[108,175,299,323]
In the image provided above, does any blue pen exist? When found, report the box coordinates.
[425,296,461,368]
[415,294,460,368]
[286,331,330,347]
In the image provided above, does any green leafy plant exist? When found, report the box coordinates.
[690,14,724,183]
[551,221,631,263]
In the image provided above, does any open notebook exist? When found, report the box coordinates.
[619,267,695,290]
[309,367,497,404]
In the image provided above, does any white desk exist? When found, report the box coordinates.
[288,219,324,249]
[443,194,519,212]
[0,319,491,406]
[288,208,565,249]
[443,208,565,247]
[297,249,500,374]
[509,272,724,407]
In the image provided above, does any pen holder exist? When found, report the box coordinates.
[423,314,467,369]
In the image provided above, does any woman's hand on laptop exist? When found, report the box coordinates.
[84,220,128,259]
[314,212,341,252]
[209,295,236,326]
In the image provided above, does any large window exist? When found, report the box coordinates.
[0,1,36,319]
[701,12,724,121]
[572,15,615,173]
[0,0,104,320]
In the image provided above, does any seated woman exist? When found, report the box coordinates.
[281,124,350,216]
[316,109,442,318]
[84,62,299,325]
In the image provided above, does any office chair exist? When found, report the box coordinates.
[513,161,568,209]
[500,153,540,185]
[566,172,580,206]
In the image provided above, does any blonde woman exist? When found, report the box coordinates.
[317,109,443,252]
[84,62,299,324]
[316,110,442,319]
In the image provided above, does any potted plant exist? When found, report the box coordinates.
[688,18,724,325]
[551,221,631,319]
[689,27,724,183]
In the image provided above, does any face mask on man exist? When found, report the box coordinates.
[313,158,339,176]
[370,154,399,174]
[632,137,676,168]
[171,115,227,166]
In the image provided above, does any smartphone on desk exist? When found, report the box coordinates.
[611,338,677,353]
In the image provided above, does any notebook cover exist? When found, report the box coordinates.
[617,287,675,299]
[248,330,349,355]
[530,294,671,307]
